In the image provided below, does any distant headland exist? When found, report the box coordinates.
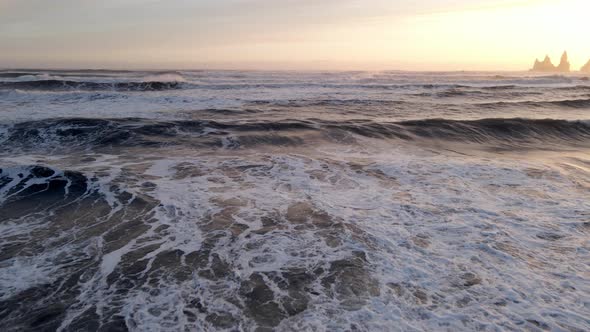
[531,51,590,72]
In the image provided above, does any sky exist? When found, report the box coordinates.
[1,0,589,71]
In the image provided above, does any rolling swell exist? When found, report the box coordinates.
[1,117,589,152]
[0,80,182,91]
[0,72,35,78]
[478,98,590,109]
[394,118,590,145]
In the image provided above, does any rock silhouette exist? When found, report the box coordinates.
[556,51,570,72]
[532,56,556,72]
[531,51,570,72]
[581,59,590,73]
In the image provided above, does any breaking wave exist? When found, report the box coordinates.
[2,117,589,153]
[0,80,183,91]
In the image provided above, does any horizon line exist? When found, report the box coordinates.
[2,66,589,74]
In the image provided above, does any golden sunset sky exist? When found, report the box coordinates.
[1,0,588,70]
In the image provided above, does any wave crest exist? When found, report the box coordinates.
[1,117,589,152]
[0,80,183,91]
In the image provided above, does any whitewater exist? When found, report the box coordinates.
[0,70,589,331]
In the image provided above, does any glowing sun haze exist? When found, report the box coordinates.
[1,0,588,70]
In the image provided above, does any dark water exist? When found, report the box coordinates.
[1,70,589,331]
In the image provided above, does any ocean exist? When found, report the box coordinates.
[0,70,589,331]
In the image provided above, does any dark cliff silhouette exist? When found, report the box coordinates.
[531,51,570,72]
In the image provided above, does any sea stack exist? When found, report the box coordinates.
[531,51,570,72]
[531,55,556,72]
[581,59,590,73]
[556,51,570,72]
